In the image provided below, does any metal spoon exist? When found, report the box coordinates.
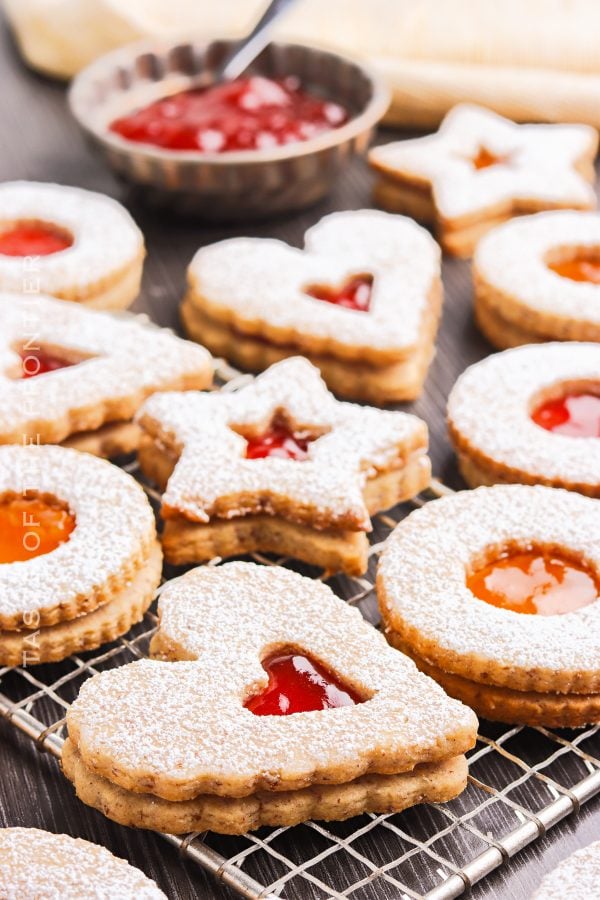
[207,0,299,85]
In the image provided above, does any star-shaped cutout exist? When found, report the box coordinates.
[369,103,597,245]
[136,357,428,532]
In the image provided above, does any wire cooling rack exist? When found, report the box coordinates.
[1,362,600,900]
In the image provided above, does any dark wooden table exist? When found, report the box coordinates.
[0,16,599,900]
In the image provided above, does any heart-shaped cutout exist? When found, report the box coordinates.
[304,274,373,312]
[244,649,364,715]
[184,210,441,368]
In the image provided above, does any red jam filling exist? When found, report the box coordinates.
[0,496,75,564]
[531,393,600,438]
[548,255,600,284]
[0,223,72,257]
[305,274,373,312]
[245,425,314,460]
[109,75,348,153]
[245,651,362,715]
[467,549,598,615]
[18,347,77,379]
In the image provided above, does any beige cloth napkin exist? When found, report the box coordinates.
[5,0,600,127]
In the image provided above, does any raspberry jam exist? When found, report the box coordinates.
[531,393,600,438]
[305,275,373,312]
[18,347,76,379]
[0,223,72,256]
[0,496,75,564]
[548,255,600,284]
[245,425,314,461]
[467,549,598,615]
[109,76,348,154]
[245,651,362,715]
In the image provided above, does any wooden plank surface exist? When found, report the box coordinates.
[0,15,599,900]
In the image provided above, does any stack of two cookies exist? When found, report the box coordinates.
[62,563,477,834]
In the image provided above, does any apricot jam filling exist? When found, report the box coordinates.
[245,650,363,715]
[0,222,73,256]
[305,274,373,312]
[0,495,75,564]
[531,392,600,438]
[548,254,600,284]
[471,147,508,170]
[467,548,598,615]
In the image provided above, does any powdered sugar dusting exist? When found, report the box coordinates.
[0,444,155,620]
[370,104,597,221]
[67,562,476,795]
[187,209,440,353]
[0,827,165,899]
[0,293,212,441]
[448,343,600,488]
[475,211,600,324]
[379,485,600,675]
[532,840,600,900]
[0,182,144,294]
[137,357,428,529]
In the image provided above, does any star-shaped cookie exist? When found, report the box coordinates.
[136,357,430,573]
[369,103,598,257]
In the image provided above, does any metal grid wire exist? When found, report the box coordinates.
[1,361,600,900]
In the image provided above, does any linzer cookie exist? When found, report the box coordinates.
[0,292,212,457]
[0,443,161,666]
[0,827,166,899]
[474,211,600,347]
[62,561,477,834]
[135,357,431,574]
[532,840,600,900]
[0,181,145,309]
[377,484,600,727]
[448,343,600,497]
[181,210,442,404]
[369,104,597,258]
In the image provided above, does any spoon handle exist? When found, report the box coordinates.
[219,0,299,83]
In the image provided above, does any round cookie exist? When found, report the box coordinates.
[474,211,600,348]
[532,840,600,900]
[0,443,162,665]
[377,484,600,727]
[448,343,600,497]
[0,181,144,309]
[0,827,165,899]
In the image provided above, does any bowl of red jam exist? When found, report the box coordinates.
[69,39,390,218]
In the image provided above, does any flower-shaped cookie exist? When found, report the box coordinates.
[0,443,161,666]
[63,561,477,834]
[369,104,597,257]
[378,484,600,727]
[182,209,442,403]
[136,357,430,573]
[0,292,212,457]
[448,343,600,497]
[0,828,166,900]
[474,211,600,348]
[0,181,145,308]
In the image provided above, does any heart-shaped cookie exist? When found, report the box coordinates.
[181,209,442,404]
[63,561,477,834]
